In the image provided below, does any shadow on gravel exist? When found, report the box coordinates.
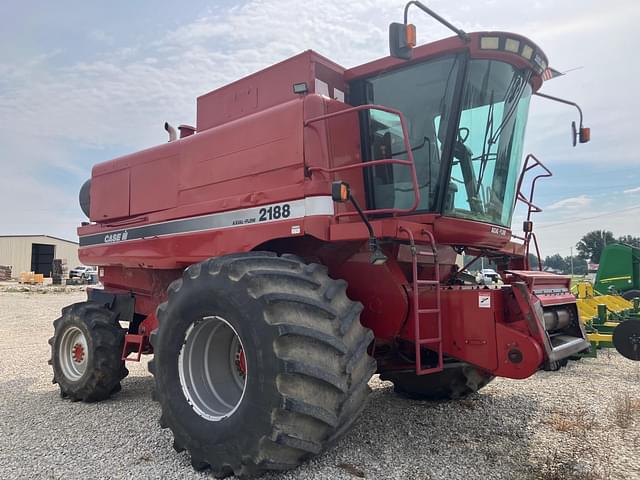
[298,381,541,480]
[2,373,537,480]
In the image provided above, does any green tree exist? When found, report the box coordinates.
[543,254,567,272]
[618,235,640,248]
[576,230,615,263]
[562,255,588,275]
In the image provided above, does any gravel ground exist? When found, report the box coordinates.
[0,289,639,480]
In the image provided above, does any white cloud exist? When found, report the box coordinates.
[535,206,640,256]
[546,195,592,210]
[623,186,640,194]
[1,0,639,244]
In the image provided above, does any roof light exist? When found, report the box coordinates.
[480,36,500,49]
[535,55,548,72]
[531,53,547,74]
[505,38,520,53]
[480,34,548,79]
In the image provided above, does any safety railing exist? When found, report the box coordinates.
[305,104,421,217]
[514,153,552,270]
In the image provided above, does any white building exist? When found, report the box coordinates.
[0,235,81,278]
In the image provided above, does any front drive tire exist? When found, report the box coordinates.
[148,252,376,477]
[380,364,494,401]
[49,302,128,401]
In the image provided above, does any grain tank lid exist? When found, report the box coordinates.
[196,50,347,132]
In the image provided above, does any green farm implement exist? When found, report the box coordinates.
[574,282,640,360]
[595,243,640,300]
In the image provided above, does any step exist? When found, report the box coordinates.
[416,365,444,375]
[418,308,440,314]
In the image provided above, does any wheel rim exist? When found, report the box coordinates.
[178,316,247,421]
[59,326,88,381]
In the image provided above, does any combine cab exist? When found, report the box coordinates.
[50,2,595,477]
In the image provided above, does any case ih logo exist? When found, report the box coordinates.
[104,230,128,243]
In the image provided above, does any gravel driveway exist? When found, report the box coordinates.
[0,289,639,479]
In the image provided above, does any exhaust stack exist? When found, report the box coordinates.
[164,122,177,142]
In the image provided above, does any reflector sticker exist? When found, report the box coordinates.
[478,294,491,309]
[79,196,334,247]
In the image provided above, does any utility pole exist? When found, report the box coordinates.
[570,246,574,276]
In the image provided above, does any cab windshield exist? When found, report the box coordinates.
[443,60,531,226]
[350,55,532,228]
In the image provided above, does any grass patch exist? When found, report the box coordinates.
[545,408,594,435]
[612,393,640,428]
[531,447,611,480]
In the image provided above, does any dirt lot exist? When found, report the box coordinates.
[0,289,639,479]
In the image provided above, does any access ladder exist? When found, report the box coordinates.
[400,227,443,375]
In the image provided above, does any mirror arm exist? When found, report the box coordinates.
[403,1,470,42]
[533,92,584,129]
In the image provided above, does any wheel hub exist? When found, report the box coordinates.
[235,347,246,378]
[178,316,247,422]
[72,343,85,363]
[59,326,88,381]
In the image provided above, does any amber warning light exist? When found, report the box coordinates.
[406,24,417,48]
[331,181,351,203]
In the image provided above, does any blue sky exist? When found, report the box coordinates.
[1,0,639,256]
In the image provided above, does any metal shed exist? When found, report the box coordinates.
[0,235,81,278]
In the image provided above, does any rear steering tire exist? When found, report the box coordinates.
[148,252,376,477]
[380,364,494,400]
[49,302,128,401]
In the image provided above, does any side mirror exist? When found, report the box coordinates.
[331,181,351,203]
[389,22,416,60]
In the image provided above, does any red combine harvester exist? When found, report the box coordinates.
[50,3,592,477]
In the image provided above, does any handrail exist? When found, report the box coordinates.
[515,153,552,224]
[305,103,421,217]
[515,153,553,270]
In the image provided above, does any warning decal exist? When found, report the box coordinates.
[478,294,491,309]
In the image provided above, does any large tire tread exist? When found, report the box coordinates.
[149,252,376,477]
[381,364,494,401]
[49,301,128,402]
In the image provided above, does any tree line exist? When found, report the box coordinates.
[542,230,640,275]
